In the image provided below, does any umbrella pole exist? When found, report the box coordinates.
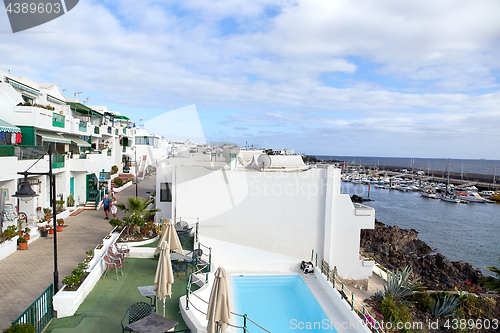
[163,299,166,317]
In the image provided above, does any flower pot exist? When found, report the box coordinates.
[45,215,51,219]
[24,234,30,241]
[48,229,54,235]
[56,225,63,232]
[40,230,48,237]
[18,231,23,238]
[18,242,28,250]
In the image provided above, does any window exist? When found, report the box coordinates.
[160,183,172,202]
[22,95,33,105]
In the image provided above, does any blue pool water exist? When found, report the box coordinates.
[232,275,337,332]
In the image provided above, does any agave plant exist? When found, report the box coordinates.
[384,265,421,301]
[430,294,460,318]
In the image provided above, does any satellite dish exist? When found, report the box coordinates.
[238,156,245,166]
[257,154,271,170]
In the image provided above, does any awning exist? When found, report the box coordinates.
[0,119,21,133]
[66,102,103,117]
[68,135,91,147]
[47,95,66,105]
[114,115,129,120]
[36,130,71,144]
[5,78,42,96]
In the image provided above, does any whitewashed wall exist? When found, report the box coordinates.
[163,164,375,280]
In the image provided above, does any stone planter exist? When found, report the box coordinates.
[0,236,19,261]
[53,257,106,318]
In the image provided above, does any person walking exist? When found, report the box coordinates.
[111,197,118,219]
[103,194,111,220]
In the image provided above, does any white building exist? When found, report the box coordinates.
[0,70,136,228]
[156,150,375,286]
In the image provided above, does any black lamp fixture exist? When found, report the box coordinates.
[13,144,59,293]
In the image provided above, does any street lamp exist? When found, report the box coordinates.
[133,146,138,197]
[13,144,60,293]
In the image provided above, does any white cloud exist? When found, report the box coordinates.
[0,0,499,158]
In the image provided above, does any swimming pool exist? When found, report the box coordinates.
[232,275,337,332]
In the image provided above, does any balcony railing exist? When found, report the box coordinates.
[0,146,15,157]
[79,120,87,132]
[15,146,45,160]
[13,284,53,333]
[52,113,65,128]
[94,126,99,134]
[107,149,112,156]
[123,128,126,134]
[79,153,87,159]
[52,155,65,169]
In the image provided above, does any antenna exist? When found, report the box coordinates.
[257,154,271,171]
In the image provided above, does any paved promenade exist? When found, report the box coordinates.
[0,175,156,330]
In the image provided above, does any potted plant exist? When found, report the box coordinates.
[43,208,52,219]
[23,227,31,241]
[48,225,54,235]
[38,225,48,237]
[18,236,28,250]
[56,218,64,232]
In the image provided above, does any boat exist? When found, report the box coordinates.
[456,191,486,203]
[420,191,440,199]
[489,191,500,202]
[440,195,461,203]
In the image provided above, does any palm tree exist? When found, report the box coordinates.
[116,196,159,219]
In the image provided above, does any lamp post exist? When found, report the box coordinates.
[13,144,59,293]
[134,147,138,197]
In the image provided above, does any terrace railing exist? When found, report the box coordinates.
[94,126,99,134]
[52,113,65,128]
[52,155,65,169]
[13,284,53,333]
[14,146,45,160]
[79,120,87,132]
[311,250,385,333]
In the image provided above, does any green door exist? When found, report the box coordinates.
[86,174,97,202]
[70,177,74,197]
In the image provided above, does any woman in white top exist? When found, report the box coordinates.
[111,198,118,219]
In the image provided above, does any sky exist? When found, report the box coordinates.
[1,0,500,159]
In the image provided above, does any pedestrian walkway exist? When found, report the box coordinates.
[0,174,156,330]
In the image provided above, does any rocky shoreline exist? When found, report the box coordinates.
[360,220,484,290]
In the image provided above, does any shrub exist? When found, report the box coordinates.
[3,323,36,333]
[111,165,118,175]
[379,294,412,330]
[67,194,75,207]
[109,218,123,228]
[55,200,64,213]
[408,292,435,312]
[62,261,89,291]
[113,177,123,187]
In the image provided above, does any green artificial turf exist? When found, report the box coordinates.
[44,258,189,333]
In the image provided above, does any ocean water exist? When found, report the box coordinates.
[341,182,500,276]
[317,156,500,176]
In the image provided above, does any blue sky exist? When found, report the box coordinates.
[1,0,499,159]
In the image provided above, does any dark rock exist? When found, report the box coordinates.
[350,194,372,202]
[361,223,484,290]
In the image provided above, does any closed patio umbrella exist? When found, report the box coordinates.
[206,267,230,333]
[154,241,174,316]
[154,220,184,256]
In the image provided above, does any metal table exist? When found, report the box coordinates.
[138,286,156,312]
[126,313,178,333]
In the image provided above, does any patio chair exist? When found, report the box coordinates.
[107,248,125,264]
[114,242,130,262]
[171,260,188,277]
[176,228,192,245]
[103,253,123,280]
[175,221,189,230]
[184,249,207,272]
[120,302,152,333]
